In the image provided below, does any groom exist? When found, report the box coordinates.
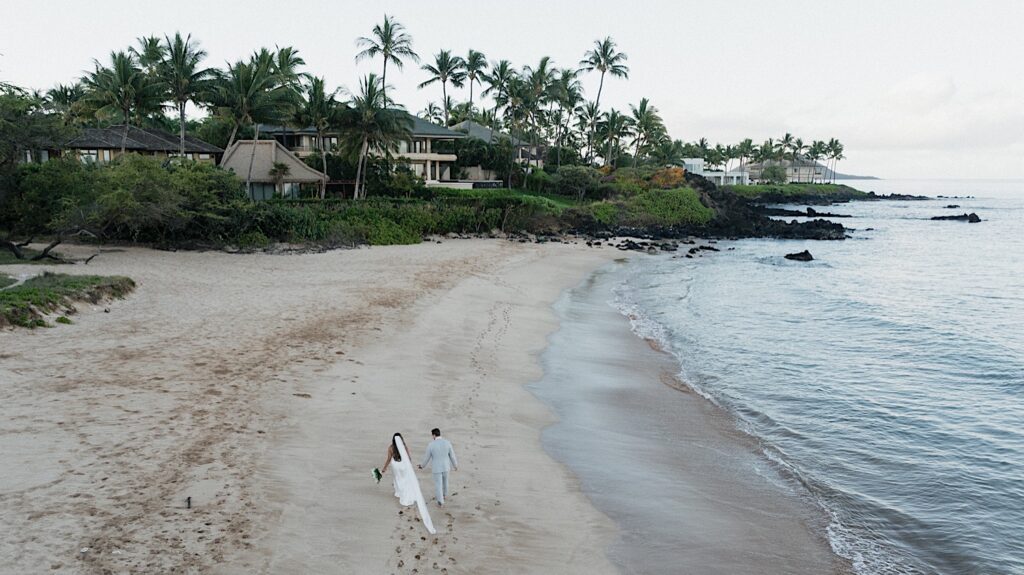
[418,428,458,506]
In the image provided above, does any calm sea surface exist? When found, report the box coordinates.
[611,180,1024,574]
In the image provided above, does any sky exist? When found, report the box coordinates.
[2,0,1022,179]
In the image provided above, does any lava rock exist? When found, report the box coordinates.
[930,213,981,223]
[784,250,814,261]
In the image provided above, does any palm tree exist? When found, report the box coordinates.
[268,162,290,196]
[808,140,827,183]
[628,98,663,167]
[523,57,556,166]
[598,108,632,168]
[337,73,412,199]
[650,137,685,166]
[420,102,443,124]
[481,60,516,129]
[295,76,340,197]
[827,138,845,183]
[44,82,87,125]
[790,137,807,181]
[464,50,488,115]
[82,51,165,153]
[208,55,297,195]
[355,15,419,106]
[552,68,582,169]
[736,138,755,173]
[418,50,466,124]
[159,32,213,157]
[578,37,629,163]
[131,36,166,75]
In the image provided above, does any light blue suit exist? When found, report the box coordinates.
[421,437,458,505]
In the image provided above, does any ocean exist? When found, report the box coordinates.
[535,180,1024,575]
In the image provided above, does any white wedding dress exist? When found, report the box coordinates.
[390,436,436,534]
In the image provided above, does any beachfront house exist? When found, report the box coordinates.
[260,113,465,188]
[746,159,825,183]
[450,120,543,180]
[682,158,750,186]
[55,125,223,164]
[220,140,327,200]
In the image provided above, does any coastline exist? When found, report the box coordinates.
[531,260,852,574]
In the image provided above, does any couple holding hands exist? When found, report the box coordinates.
[378,428,458,534]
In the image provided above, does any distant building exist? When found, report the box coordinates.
[260,113,465,187]
[746,159,825,183]
[58,125,222,164]
[220,140,327,200]
[681,158,750,186]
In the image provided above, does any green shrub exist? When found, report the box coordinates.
[761,165,787,184]
[555,166,601,201]
[0,272,135,328]
[56,316,73,324]
[235,230,271,249]
[589,202,618,226]
[622,188,713,227]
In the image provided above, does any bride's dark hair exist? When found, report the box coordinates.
[391,433,404,462]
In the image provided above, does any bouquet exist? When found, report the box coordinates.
[372,468,383,483]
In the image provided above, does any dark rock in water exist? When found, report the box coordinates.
[784,250,814,261]
[698,245,720,252]
[945,204,961,209]
[930,213,981,223]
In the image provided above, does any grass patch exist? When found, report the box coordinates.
[726,183,870,202]
[0,274,15,289]
[580,187,714,228]
[0,272,135,328]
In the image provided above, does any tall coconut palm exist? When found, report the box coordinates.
[294,76,340,197]
[650,137,685,166]
[551,68,582,169]
[209,56,297,196]
[736,138,755,172]
[808,140,827,183]
[827,138,845,183]
[481,60,516,128]
[158,32,214,157]
[355,15,419,106]
[82,51,165,153]
[578,36,629,163]
[523,57,556,166]
[337,74,412,199]
[464,50,488,115]
[628,98,663,167]
[418,50,466,124]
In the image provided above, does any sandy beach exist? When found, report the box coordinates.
[0,240,619,574]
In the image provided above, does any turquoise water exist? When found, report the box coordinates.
[614,180,1024,574]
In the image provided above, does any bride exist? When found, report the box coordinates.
[381,433,435,534]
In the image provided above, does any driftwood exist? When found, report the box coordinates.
[1,230,96,263]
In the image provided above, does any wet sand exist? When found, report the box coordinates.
[531,262,852,574]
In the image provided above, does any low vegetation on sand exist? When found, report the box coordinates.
[0,273,16,289]
[0,272,135,328]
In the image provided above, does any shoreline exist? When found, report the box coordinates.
[530,260,852,574]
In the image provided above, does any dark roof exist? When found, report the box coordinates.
[65,125,222,154]
[259,112,464,140]
[451,120,524,145]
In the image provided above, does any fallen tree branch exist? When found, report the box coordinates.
[15,237,33,247]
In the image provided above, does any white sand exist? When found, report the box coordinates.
[0,240,620,574]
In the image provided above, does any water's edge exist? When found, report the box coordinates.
[529,260,850,575]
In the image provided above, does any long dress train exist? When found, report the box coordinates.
[391,436,436,534]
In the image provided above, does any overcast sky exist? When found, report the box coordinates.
[3,0,1022,178]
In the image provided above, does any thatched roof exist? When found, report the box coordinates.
[220,140,326,183]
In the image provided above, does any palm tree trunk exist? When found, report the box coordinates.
[587,72,606,164]
[633,136,642,168]
[121,109,130,155]
[441,81,449,124]
[382,60,388,107]
[227,123,239,148]
[354,137,369,199]
[179,101,187,157]
[245,123,261,199]
[319,132,328,199]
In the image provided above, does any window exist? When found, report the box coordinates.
[198,153,211,160]
[79,149,98,163]
[101,150,112,162]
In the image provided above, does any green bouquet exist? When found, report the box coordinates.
[372,468,383,483]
